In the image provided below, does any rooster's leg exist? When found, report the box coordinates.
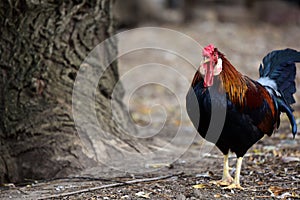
[223,157,244,190]
[210,154,233,186]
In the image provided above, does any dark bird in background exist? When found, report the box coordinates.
[186,44,300,189]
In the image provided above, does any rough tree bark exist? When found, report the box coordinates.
[0,0,143,183]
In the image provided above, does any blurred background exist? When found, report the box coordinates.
[114,0,300,27]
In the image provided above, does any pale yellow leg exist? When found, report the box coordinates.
[210,154,233,186]
[222,154,233,182]
[223,157,244,190]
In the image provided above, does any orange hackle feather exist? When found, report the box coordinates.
[218,54,248,107]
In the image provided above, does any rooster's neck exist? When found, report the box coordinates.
[219,57,248,106]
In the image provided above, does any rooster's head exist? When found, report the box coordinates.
[200,44,223,87]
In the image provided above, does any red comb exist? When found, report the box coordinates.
[203,44,215,57]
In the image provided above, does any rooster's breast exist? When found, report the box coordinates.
[186,84,265,157]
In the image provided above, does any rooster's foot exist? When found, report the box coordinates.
[210,176,233,186]
[222,183,244,190]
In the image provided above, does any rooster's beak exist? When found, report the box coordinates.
[202,58,210,64]
[199,58,210,75]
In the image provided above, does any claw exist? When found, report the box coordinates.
[210,176,233,186]
[223,183,244,190]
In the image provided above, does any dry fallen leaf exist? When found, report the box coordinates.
[121,195,130,199]
[135,191,152,199]
[268,186,289,197]
[257,181,264,185]
[192,183,206,189]
[253,149,262,154]
[214,194,221,198]
[291,192,300,199]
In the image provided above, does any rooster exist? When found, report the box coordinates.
[186,44,300,189]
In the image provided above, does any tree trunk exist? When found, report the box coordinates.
[0,0,143,183]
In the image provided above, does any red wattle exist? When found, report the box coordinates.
[203,63,214,87]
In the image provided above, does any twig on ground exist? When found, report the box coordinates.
[28,176,113,184]
[37,172,184,199]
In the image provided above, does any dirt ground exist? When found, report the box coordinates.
[1,15,300,200]
[1,127,299,199]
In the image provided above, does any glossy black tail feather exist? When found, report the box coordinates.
[277,98,297,138]
[259,48,300,105]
